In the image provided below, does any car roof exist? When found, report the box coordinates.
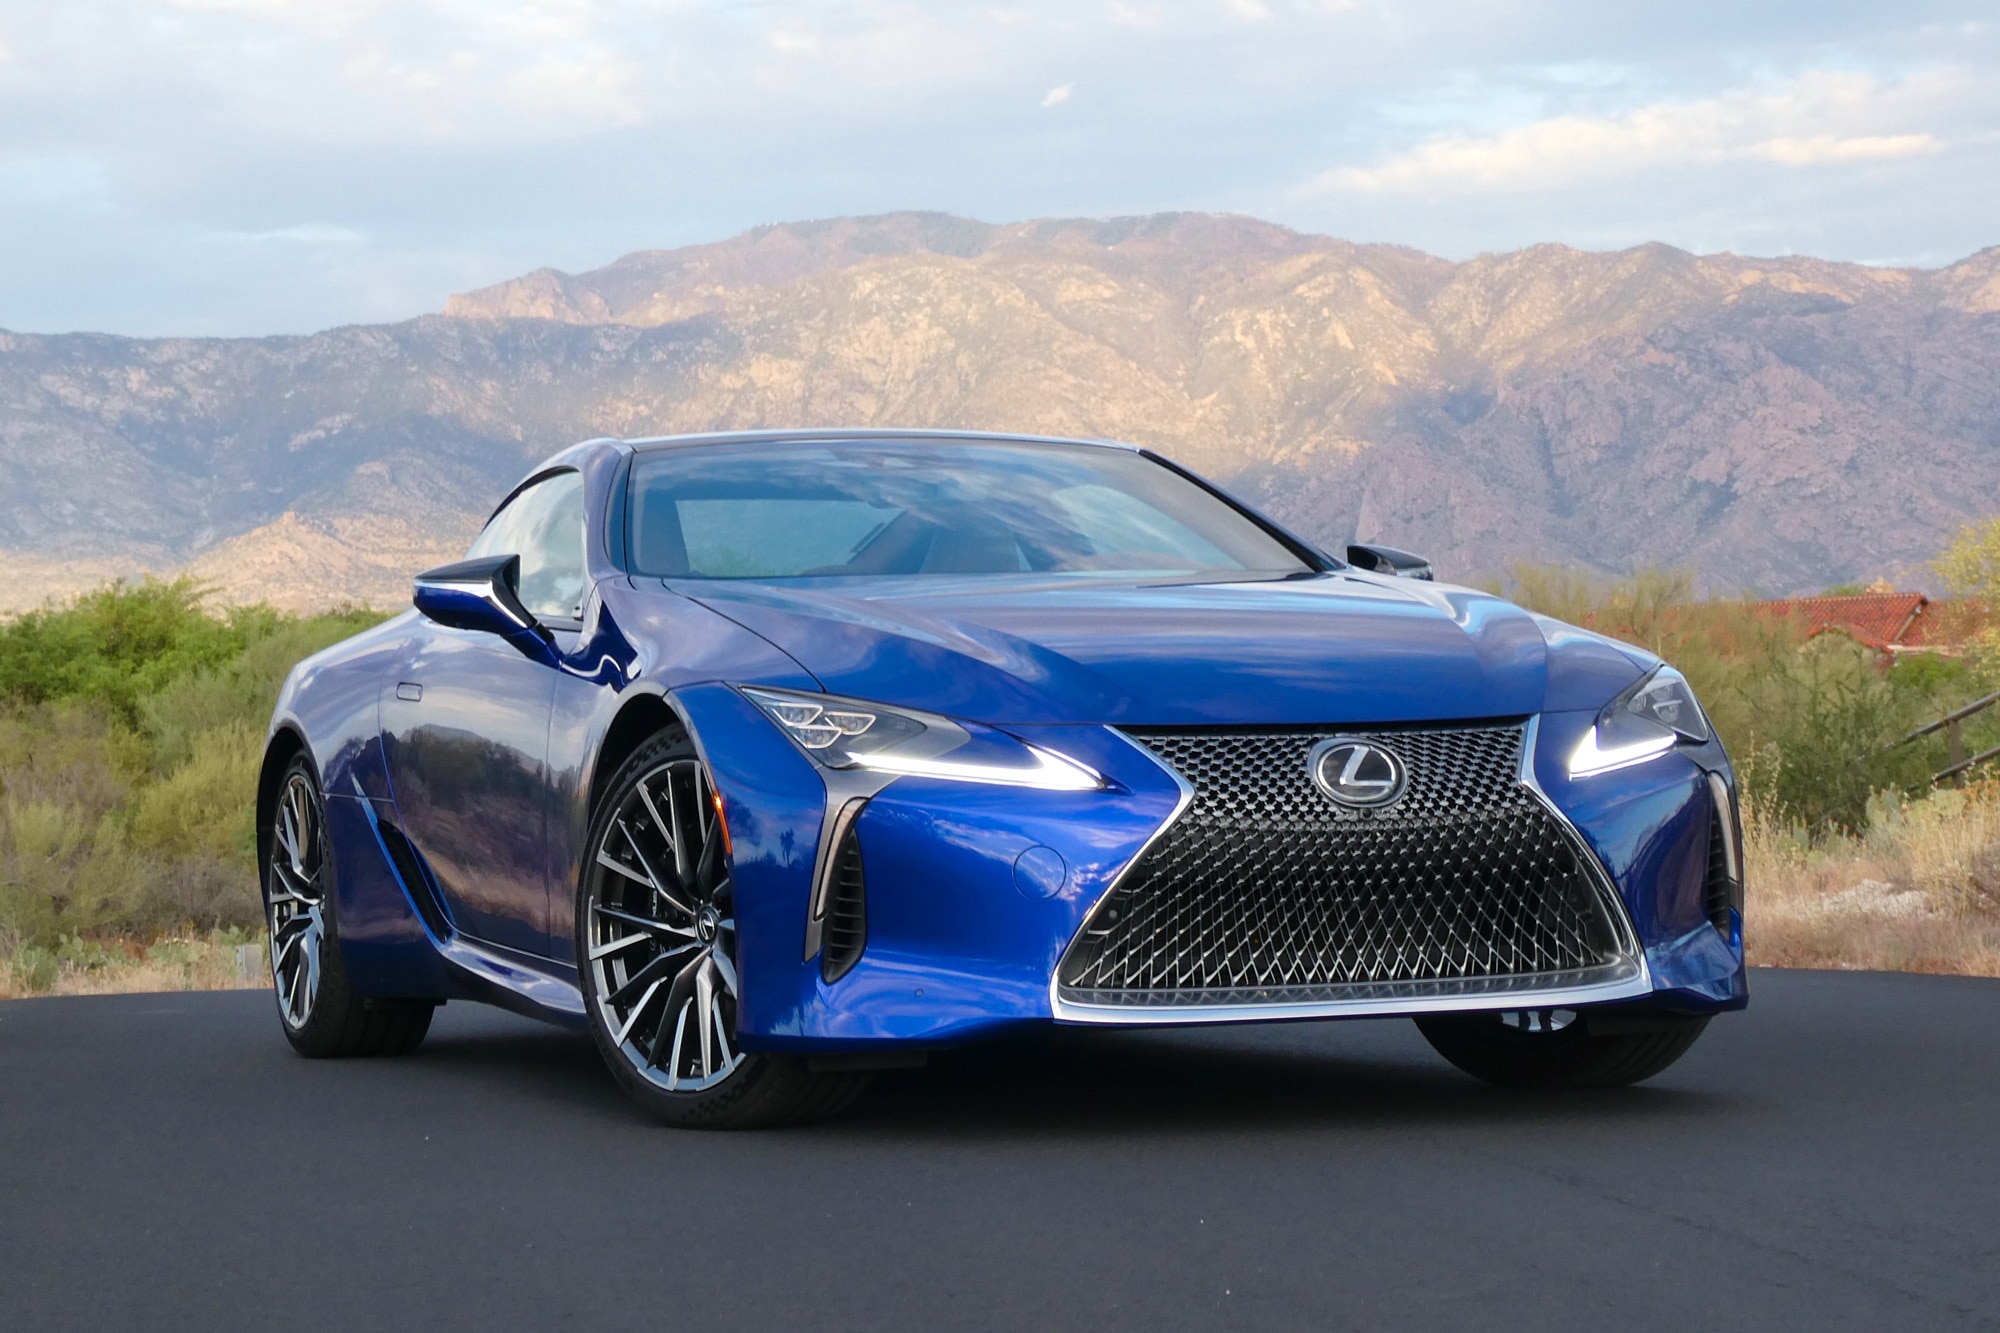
[621,428,1139,454]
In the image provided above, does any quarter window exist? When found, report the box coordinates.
[468,470,588,621]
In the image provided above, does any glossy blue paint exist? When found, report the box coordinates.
[321,792,451,1000]
[269,611,413,803]
[749,725,1183,1049]
[409,573,560,668]
[680,571,1560,727]
[667,682,831,1042]
[1533,709,1746,1011]
[1014,846,1067,900]
[265,431,1747,1048]
[380,622,559,952]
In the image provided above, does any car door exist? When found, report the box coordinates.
[381,469,590,955]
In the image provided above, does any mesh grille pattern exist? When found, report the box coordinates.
[1058,724,1635,1007]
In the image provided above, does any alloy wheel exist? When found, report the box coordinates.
[267,771,328,1030]
[585,757,745,1092]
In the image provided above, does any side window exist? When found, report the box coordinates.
[467,471,588,621]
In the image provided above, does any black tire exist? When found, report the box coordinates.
[1415,1007,1709,1089]
[578,729,869,1129]
[263,754,435,1059]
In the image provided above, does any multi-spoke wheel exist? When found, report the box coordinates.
[580,731,868,1128]
[268,769,328,1030]
[1415,1007,1709,1088]
[261,754,434,1058]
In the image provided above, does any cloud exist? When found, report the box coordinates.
[0,1,1995,334]
[1758,134,1939,165]
[1311,69,1962,194]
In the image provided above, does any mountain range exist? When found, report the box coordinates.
[2,210,1997,611]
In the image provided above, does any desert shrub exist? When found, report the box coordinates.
[0,578,277,724]
[0,583,382,952]
[127,723,263,863]
[0,703,146,815]
[142,609,378,772]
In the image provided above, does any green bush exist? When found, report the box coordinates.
[0,578,279,724]
[127,724,264,862]
[0,582,385,950]
[142,609,380,773]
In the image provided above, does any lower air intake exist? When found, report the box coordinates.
[1057,723,1639,1009]
[1704,777,1744,935]
[820,822,867,984]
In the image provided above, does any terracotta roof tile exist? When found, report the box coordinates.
[1751,592,1990,653]
[1754,593,1926,650]
[1902,598,1991,649]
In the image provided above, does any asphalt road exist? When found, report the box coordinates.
[2,970,1997,1331]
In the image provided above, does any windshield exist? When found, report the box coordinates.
[625,441,1311,580]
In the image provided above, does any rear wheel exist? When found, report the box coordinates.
[1415,1007,1708,1088]
[579,731,868,1128]
[263,756,433,1058]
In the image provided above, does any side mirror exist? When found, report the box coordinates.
[413,555,555,658]
[1346,543,1434,581]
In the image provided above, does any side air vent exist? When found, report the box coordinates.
[820,820,868,984]
[1704,773,1744,936]
[377,819,454,940]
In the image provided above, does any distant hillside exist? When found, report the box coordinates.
[4,211,1999,610]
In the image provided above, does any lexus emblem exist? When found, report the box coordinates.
[1309,738,1408,808]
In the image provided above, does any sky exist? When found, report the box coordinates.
[2,0,1996,337]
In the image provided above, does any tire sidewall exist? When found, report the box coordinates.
[1416,1010,1709,1088]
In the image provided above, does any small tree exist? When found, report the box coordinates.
[1935,517,2000,602]
[1935,518,2000,676]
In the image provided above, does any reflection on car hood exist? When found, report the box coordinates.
[671,571,1649,728]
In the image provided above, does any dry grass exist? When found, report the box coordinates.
[1746,780,2000,975]
[0,930,269,1001]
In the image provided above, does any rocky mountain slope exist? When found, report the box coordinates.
[4,211,1998,610]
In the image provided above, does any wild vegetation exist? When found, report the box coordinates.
[1500,514,2000,978]
[10,520,2000,998]
[0,579,381,998]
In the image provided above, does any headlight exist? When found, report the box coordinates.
[1569,665,1711,778]
[741,687,1104,791]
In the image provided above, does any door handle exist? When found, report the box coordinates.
[396,682,423,703]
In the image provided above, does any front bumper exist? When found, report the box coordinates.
[677,684,1746,1053]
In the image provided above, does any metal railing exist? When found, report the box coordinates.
[1883,689,2000,785]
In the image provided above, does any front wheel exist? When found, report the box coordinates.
[1415,1007,1709,1088]
[578,731,867,1128]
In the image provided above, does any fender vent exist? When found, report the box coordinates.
[1704,774,1744,936]
[376,818,454,940]
[821,822,868,984]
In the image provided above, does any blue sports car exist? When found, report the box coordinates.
[260,430,1746,1126]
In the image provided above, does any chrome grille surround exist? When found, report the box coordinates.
[1052,718,1650,1024]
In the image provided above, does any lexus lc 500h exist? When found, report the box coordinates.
[259,430,1745,1127]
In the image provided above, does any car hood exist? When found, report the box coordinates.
[672,571,1646,727]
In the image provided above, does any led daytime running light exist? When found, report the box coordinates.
[1568,726,1676,778]
[742,686,1105,792]
[1568,665,1709,778]
[857,744,1104,791]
